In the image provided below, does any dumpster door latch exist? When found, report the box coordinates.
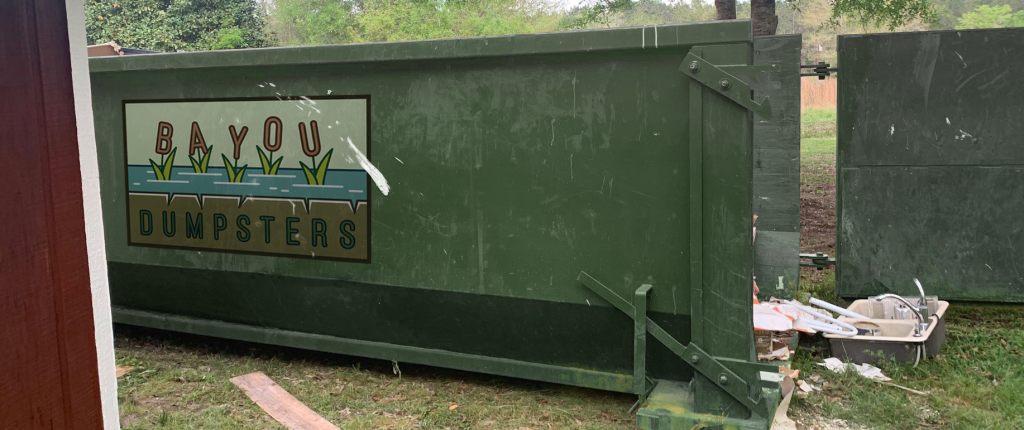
[800,62,838,79]
[680,52,774,120]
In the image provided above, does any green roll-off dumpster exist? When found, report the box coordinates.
[90,21,783,428]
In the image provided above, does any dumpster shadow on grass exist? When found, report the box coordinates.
[114,324,638,429]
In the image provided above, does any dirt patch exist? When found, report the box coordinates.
[800,183,835,254]
[800,181,836,285]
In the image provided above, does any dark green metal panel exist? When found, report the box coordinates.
[91,21,769,419]
[837,28,1024,301]
[686,42,757,417]
[753,35,801,300]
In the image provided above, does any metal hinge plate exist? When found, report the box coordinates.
[679,52,774,120]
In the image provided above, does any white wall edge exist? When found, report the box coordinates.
[65,0,120,428]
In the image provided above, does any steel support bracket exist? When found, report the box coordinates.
[719,64,780,88]
[679,343,776,418]
[680,52,773,120]
[577,271,776,418]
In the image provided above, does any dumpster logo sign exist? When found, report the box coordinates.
[123,96,371,263]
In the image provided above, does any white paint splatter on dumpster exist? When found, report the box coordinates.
[955,129,973,141]
[345,137,390,195]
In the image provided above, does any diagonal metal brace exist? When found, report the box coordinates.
[679,52,773,120]
[577,271,776,418]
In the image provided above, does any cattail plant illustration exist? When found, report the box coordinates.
[187,122,214,173]
[298,120,333,185]
[189,145,213,173]
[222,125,249,183]
[256,116,285,175]
[149,121,177,180]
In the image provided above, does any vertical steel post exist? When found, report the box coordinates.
[633,284,653,394]
[687,48,705,358]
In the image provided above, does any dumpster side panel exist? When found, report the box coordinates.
[95,50,699,313]
[837,28,1024,301]
[92,22,756,389]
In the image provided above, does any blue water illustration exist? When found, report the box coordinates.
[127,165,368,204]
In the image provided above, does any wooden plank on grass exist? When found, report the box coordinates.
[231,371,340,430]
[116,366,133,378]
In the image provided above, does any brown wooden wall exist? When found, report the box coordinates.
[0,0,105,428]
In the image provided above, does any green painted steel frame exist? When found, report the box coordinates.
[577,272,777,418]
[752,35,802,301]
[577,42,786,422]
[90,19,771,427]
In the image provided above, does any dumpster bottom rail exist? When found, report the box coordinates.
[111,307,636,393]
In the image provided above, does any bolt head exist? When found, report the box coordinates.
[718,375,728,385]
[689,61,701,73]
[719,79,731,90]
[690,354,700,364]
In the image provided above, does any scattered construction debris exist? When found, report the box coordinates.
[817,357,891,381]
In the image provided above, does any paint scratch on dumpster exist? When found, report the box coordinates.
[572,71,577,118]
[345,137,390,195]
[550,118,556,145]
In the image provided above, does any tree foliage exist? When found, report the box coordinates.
[561,0,723,29]
[561,0,937,36]
[86,0,1024,59]
[823,0,937,30]
[269,0,559,45]
[85,0,270,51]
[559,0,635,29]
[956,4,1024,28]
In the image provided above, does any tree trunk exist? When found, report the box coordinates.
[715,0,736,20]
[751,0,779,36]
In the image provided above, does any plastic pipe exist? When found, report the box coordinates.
[809,297,870,319]
[785,300,859,336]
[802,319,859,336]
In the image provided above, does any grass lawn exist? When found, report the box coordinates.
[801,108,837,187]
[801,108,837,139]
[115,326,636,429]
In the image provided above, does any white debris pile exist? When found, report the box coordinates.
[817,357,891,381]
